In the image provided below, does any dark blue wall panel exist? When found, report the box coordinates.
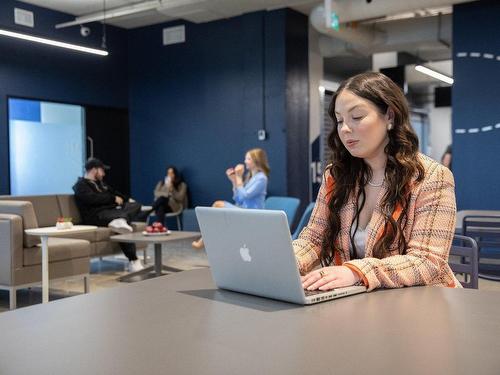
[453,0,500,209]
[128,11,288,206]
[0,0,128,194]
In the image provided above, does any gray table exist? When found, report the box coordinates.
[1,268,500,375]
[111,230,199,282]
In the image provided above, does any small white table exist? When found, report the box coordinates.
[24,225,97,303]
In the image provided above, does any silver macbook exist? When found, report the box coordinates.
[195,207,366,305]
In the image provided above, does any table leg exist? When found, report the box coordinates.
[41,236,49,303]
[154,243,162,276]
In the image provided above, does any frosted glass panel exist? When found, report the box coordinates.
[9,99,85,195]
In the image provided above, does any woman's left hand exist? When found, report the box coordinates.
[234,164,245,177]
[301,266,361,291]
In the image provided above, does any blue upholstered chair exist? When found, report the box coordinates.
[264,196,300,228]
[292,202,315,240]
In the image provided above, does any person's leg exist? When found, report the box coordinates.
[120,243,138,261]
[96,209,133,233]
[120,201,143,222]
[153,197,169,224]
[192,200,229,249]
[120,242,144,272]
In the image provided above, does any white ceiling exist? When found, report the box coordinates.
[19,0,320,29]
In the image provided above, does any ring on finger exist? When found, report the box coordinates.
[319,270,326,278]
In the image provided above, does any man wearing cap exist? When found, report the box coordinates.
[72,157,144,272]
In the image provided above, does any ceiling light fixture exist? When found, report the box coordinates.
[55,0,161,29]
[0,28,108,56]
[415,65,453,85]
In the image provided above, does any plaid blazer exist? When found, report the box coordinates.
[293,154,461,291]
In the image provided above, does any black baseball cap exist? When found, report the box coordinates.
[85,157,110,171]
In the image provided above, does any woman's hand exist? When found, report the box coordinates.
[234,164,245,177]
[301,266,361,290]
[226,168,236,183]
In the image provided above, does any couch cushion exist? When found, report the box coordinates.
[131,222,147,232]
[95,227,112,241]
[0,200,40,247]
[93,241,122,257]
[0,195,62,227]
[24,237,90,266]
[57,195,82,224]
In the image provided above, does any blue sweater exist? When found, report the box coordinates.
[232,171,268,209]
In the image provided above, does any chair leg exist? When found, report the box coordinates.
[176,216,182,230]
[84,275,90,294]
[143,248,148,265]
[9,288,17,310]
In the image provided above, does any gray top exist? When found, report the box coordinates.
[1,269,499,375]
[110,230,199,244]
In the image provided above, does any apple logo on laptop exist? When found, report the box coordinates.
[239,244,252,262]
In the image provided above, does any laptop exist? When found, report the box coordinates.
[195,207,367,305]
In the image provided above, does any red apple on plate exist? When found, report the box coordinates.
[146,226,153,233]
[161,227,167,233]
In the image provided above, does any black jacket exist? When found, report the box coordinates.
[72,177,128,224]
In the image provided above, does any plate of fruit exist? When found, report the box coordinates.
[143,222,170,236]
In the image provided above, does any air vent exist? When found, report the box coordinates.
[14,8,34,28]
[163,25,185,46]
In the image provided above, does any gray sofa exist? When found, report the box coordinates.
[0,194,146,309]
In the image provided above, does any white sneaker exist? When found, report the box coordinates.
[108,218,133,234]
[129,260,144,272]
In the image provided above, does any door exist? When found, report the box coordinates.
[85,106,130,196]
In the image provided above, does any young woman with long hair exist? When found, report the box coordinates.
[192,148,270,249]
[294,72,459,291]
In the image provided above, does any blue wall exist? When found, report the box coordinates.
[0,2,309,206]
[453,0,500,209]
[0,0,128,194]
[128,11,289,206]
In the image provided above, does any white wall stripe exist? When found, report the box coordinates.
[468,128,480,133]
[455,129,466,134]
[455,51,500,62]
[495,123,500,128]
[482,126,493,132]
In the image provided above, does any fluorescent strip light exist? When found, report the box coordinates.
[56,0,161,29]
[415,65,453,85]
[0,29,108,56]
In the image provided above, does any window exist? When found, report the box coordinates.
[9,98,85,195]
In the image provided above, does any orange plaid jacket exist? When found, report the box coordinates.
[293,154,460,291]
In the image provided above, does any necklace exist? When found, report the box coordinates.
[367,178,384,187]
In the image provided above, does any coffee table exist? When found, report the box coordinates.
[24,225,97,303]
[110,231,200,282]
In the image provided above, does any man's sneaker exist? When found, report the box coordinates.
[108,218,133,234]
[129,259,144,272]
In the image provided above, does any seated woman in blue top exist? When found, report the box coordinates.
[192,148,270,249]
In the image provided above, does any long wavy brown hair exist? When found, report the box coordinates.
[321,72,425,265]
